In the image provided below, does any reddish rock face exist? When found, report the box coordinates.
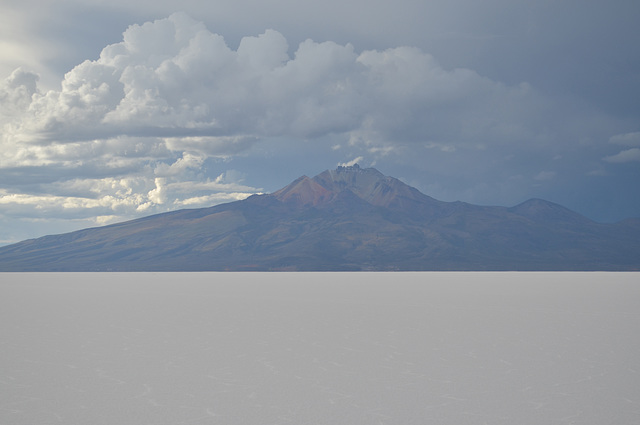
[272,176,334,207]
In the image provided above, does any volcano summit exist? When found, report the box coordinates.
[0,165,638,271]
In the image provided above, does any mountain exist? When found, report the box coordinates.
[0,164,638,271]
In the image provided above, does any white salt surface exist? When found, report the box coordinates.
[1,272,639,424]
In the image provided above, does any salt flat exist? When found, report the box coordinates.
[1,272,639,424]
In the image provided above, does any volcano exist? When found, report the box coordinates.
[0,164,638,271]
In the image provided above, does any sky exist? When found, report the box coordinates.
[1,0,639,245]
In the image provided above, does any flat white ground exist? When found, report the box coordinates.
[1,272,639,424]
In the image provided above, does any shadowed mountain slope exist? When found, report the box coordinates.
[0,164,638,271]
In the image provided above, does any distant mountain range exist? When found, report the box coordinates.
[1,164,639,271]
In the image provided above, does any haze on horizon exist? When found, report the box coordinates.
[1,0,639,245]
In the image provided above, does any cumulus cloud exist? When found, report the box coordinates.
[154,152,204,177]
[2,12,546,154]
[0,11,607,230]
[0,68,39,118]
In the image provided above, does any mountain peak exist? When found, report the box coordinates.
[271,175,334,206]
[333,163,375,174]
[269,165,439,213]
[509,198,592,224]
[337,162,360,170]
[332,163,383,177]
[271,165,388,207]
[312,166,385,197]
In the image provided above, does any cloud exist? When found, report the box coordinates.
[0,171,262,219]
[603,148,640,163]
[154,152,204,177]
[609,132,640,147]
[0,68,39,116]
[603,132,640,163]
[338,157,364,167]
[163,136,258,157]
[2,12,554,155]
[2,11,632,233]
[175,192,255,207]
[0,189,144,218]
[0,13,550,183]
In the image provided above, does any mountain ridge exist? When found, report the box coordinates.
[0,165,638,271]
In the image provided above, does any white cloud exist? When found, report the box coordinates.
[339,157,364,167]
[0,168,262,223]
[0,191,143,216]
[2,12,550,159]
[174,192,255,207]
[147,177,167,205]
[0,68,39,118]
[237,29,289,72]
[154,152,204,177]
[603,148,640,163]
[609,132,640,147]
[602,131,640,166]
